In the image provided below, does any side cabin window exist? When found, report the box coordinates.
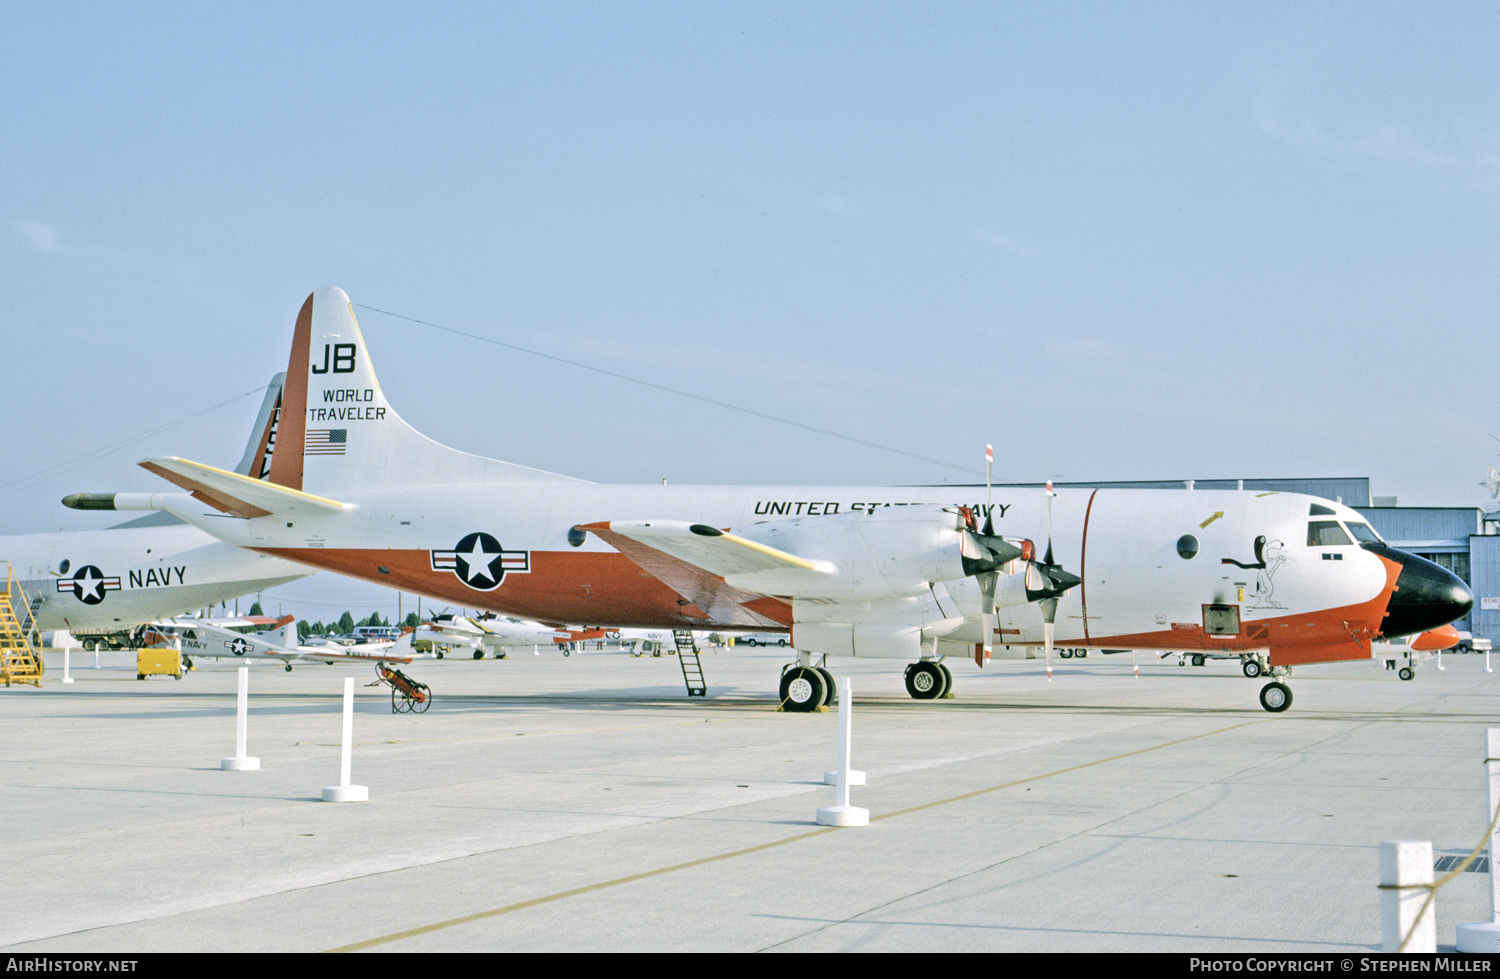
[1309,503,1337,516]
[1308,521,1352,547]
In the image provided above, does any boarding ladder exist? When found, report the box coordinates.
[673,630,706,697]
[0,565,43,687]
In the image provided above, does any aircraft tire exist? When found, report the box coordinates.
[436,650,444,659]
[1399,667,1414,681]
[1191,654,1205,667]
[1059,648,1073,659]
[1259,682,1292,713]
[936,662,953,698]
[814,666,837,706]
[472,650,484,660]
[1242,659,1262,678]
[780,666,826,712]
[905,661,945,700]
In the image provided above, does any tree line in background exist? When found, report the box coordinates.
[295,611,423,640]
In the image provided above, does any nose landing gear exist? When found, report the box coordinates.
[1258,681,1292,712]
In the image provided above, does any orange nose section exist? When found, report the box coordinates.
[1409,624,1461,652]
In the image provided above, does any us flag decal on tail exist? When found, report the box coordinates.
[305,429,347,455]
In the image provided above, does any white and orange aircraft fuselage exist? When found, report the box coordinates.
[78,289,1472,713]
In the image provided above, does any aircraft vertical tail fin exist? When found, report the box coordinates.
[268,288,584,494]
[233,372,285,479]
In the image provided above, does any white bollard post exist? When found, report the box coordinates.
[322,677,368,802]
[825,677,865,787]
[1381,840,1435,952]
[817,677,868,827]
[1133,648,1138,679]
[221,667,260,770]
[61,647,73,684]
[1486,646,1492,674]
[1438,649,1445,671]
[1456,729,1500,952]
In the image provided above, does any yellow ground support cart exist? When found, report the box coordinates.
[137,646,184,680]
[0,565,43,688]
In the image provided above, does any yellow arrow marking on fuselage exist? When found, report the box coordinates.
[1200,511,1224,528]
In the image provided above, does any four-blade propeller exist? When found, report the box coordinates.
[959,456,1082,679]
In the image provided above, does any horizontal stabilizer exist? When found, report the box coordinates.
[140,457,349,519]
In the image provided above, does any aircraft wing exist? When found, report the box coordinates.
[578,521,807,627]
[139,457,349,519]
[295,646,413,665]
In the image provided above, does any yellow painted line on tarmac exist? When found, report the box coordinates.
[328,717,1269,952]
[871,717,1267,822]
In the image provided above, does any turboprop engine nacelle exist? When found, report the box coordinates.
[730,506,1022,602]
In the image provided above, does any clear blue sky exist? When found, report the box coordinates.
[4,3,1496,621]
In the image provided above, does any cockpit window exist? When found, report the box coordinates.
[1308,521,1352,546]
[1344,521,1382,544]
[1309,503,1336,516]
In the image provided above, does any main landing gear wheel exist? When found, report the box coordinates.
[904,661,946,700]
[1242,659,1262,678]
[1399,666,1414,681]
[780,666,827,712]
[1191,653,1205,667]
[473,650,485,660]
[1259,681,1292,713]
[1059,648,1073,659]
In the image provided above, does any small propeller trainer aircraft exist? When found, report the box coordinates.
[9,375,312,642]
[1372,624,1462,682]
[74,288,1473,713]
[145,617,414,671]
[416,612,604,658]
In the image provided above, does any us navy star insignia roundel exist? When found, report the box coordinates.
[430,533,530,591]
[56,565,121,605]
[226,637,253,656]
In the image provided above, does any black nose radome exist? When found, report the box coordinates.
[1365,543,1474,639]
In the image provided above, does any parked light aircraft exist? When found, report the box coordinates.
[417,612,610,658]
[10,376,312,642]
[80,288,1473,713]
[145,618,414,671]
[1373,624,1461,681]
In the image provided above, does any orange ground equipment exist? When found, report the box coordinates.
[375,663,431,713]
